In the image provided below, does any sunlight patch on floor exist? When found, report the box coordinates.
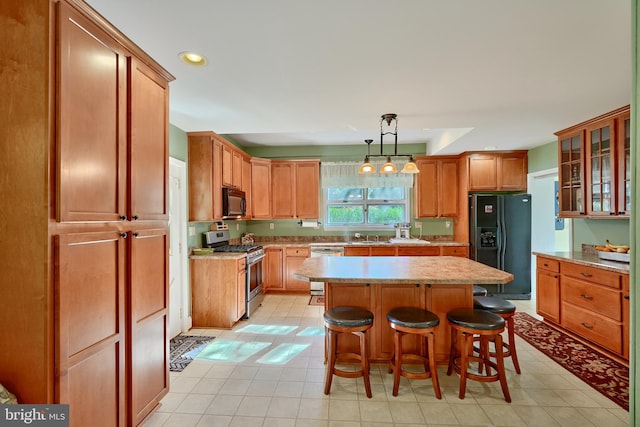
[236,324,298,335]
[196,339,270,362]
[296,326,324,336]
[256,343,310,365]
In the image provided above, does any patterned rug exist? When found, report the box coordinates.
[309,295,324,306]
[513,312,628,410]
[169,335,215,372]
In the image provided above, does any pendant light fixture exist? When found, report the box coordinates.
[358,113,420,174]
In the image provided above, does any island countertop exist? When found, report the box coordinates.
[294,256,514,285]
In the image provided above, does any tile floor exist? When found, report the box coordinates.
[142,295,630,427]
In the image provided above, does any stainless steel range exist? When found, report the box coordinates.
[204,230,265,318]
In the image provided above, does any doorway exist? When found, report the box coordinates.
[169,158,190,338]
[527,168,572,297]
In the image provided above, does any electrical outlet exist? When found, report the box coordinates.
[188,226,196,236]
[414,222,422,229]
[445,220,451,229]
[269,223,274,230]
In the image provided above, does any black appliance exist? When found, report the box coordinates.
[469,193,532,299]
[222,187,246,219]
[204,230,264,317]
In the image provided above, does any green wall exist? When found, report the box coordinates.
[169,124,188,161]
[527,140,557,173]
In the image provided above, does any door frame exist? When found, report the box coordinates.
[169,157,191,334]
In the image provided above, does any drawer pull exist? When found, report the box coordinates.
[580,272,593,278]
[580,294,593,300]
[580,322,594,330]
[624,295,630,300]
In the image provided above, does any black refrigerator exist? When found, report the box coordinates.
[469,193,532,300]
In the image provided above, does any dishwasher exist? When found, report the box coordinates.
[309,246,344,296]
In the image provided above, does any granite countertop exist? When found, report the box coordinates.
[294,256,514,285]
[533,251,630,274]
[260,240,469,248]
[189,252,246,260]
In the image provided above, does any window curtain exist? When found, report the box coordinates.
[321,161,414,188]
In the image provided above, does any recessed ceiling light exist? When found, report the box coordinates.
[178,51,207,66]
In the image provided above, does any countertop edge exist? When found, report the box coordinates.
[533,251,629,274]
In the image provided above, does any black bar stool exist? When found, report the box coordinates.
[473,285,488,296]
[323,306,374,398]
[473,296,521,374]
[386,307,441,398]
[446,308,511,402]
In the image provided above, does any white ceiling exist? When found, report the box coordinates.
[85,0,631,155]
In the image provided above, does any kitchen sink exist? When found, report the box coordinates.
[346,241,390,245]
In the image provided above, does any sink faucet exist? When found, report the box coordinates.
[375,235,379,242]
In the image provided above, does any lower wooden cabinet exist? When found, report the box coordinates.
[344,244,468,257]
[264,246,310,292]
[264,247,283,290]
[191,256,246,328]
[535,257,560,323]
[284,247,310,291]
[535,254,628,360]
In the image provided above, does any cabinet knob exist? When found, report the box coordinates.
[132,215,139,220]
[610,212,616,216]
[624,295,630,300]
[120,233,127,238]
[133,232,139,237]
[553,275,558,279]
[543,263,549,267]
[120,215,126,221]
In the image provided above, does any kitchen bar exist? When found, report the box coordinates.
[295,256,514,363]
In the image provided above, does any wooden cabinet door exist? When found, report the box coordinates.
[284,247,310,291]
[585,118,616,217]
[242,157,252,218]
[440,246,468,257]
[56,231,126,427]
[57,3,127,223]
[232,150,243,189]
[439,158,459,216]
[237,259,247,320]
[557,130,586,217]
[375,283,426,359]
[536,268,560,323]
[397,246,439,256]
[415,159,438,217]
[499,153,527,191]
[264,247,283,290]
[616,112,631,216]
[468,154,497,191]
[129,228,169,425]
[325,283,372,355]
[295,161,320,219]
[187,135,214,221]
[622,275,630,359]
[221,144,233,187]
[344,246,370,256]
[129,58,169,221]
[251,158,271,218]
[271,162,295,218]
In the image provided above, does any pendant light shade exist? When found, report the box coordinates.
[358,156,376,174]
[380,157,398,173]
[400,156,420,174]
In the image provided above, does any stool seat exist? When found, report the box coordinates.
[324,306,374,328]
[447,308,505,331]
[387,307,439,329]
[474,296,516,315]
[473,285,488,296]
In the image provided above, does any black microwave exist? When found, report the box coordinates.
[222,187,246,219]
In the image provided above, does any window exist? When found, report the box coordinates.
[325,186,409,229]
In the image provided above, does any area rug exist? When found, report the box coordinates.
[513,312,628,410]
[169,335,215,372]
[309,295,324,306]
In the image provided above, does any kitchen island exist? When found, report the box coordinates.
[295,256,514,363]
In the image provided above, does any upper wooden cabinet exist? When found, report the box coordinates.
[414,156,458,218]
[270,160,320,219]
[556,105,630,218]
[187,133,222,221]
[251,158,272,219]
[466,151,528,192]
[221,141,245,189]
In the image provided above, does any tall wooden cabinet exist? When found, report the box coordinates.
[414,156,458,218]
[1,1,174,426]
[271,160,320,219]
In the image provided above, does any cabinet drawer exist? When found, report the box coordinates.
[537,257,559,273]
[561,262,621,289]
[561,302,622,354]
[370,246,396,256]
[397,246,440,256]
[285,247,309,257]
[562,276,621,321]
[440,246,468,257]
[344,247,369,256]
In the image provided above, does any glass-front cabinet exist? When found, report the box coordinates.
[617,112,631,216]
[586,118,615,217]
[556,105,630,219]
[557,130,585,217]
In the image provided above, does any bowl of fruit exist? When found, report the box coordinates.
[594,240,631,263]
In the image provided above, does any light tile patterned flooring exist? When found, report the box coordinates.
[142,295,630,427]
